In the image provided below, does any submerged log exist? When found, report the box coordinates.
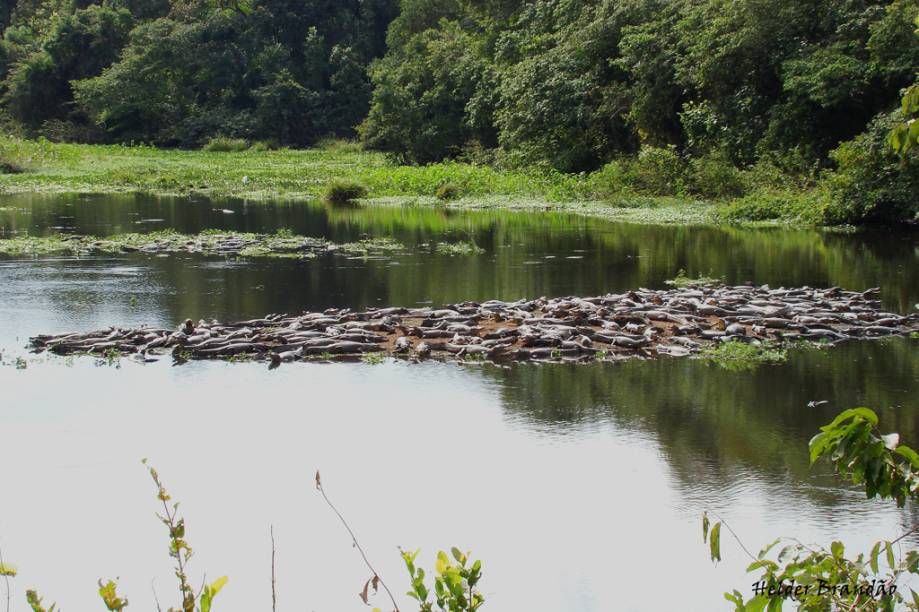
[29,284,919,366]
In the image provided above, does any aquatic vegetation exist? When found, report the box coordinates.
[324,179,368,203]
[338,237,403,255]
[0,231,492,261]
[699,340,788,371]
[0,231,408,260]
[361,352,386,365]
[707,408,919,610]
[665,268,723,288]
[434,241,485,256]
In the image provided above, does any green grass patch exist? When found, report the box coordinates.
[202,137,249,152]
[0,136,842,227]
[699,340,788,372]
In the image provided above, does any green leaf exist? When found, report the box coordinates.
[710,522,722,563]
[435,551,449,575]
[450,547,466,565]
[895,445,919,469]
[703,512,710,542]
[758,538,780,559]
[871,541,881,574]
[744,595,769,612]
[886,542,896,571]
[199,576,228,612]
[0,562,17,577]
[822,408,878,431]
[808,432,832,464]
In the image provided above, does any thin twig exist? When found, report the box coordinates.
[315,471,399,612]
[713,514,758,562]
[0,543,10,612]
[270,525,277,612]
[888,523,919,548]
[152,579,163,612]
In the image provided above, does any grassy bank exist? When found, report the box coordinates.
[0,137,834,226]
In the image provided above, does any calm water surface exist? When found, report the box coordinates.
[1,193,919,611]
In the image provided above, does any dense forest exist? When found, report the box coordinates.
[1,0,918,222]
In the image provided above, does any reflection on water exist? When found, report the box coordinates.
[1,193,919,611]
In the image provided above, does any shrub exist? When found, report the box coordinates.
[202,137,249,152]
[621,145,688,196]
[435,182,462,200]
[248,140,279,152]
[686,153,748,199]
[324,179,368,203]
[826,110,919,224]
[719,188,831,224]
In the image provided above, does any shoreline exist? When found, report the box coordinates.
[0,138,856,229]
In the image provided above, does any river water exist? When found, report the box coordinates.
[1,193,918,611]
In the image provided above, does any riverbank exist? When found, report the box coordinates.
[0,137,839,227]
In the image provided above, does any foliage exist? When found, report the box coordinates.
[706,407,919,610]
[829,110,919,224]
[26,590,56,612]
[719,188,832,225]
[361,22,496,164]
[361,0,919,174]
[890,16,919,155]
[435,182,461,200]
[142,459,227,612]
[2,0,400,146]
[3,5,134,132]
[686,153,748,200]
[324,179,368,203]
[402,548,485,612]
[98,579,128,611]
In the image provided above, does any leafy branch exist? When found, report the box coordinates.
[705,407,919,611]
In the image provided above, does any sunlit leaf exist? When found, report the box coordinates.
[710,522,722,563]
